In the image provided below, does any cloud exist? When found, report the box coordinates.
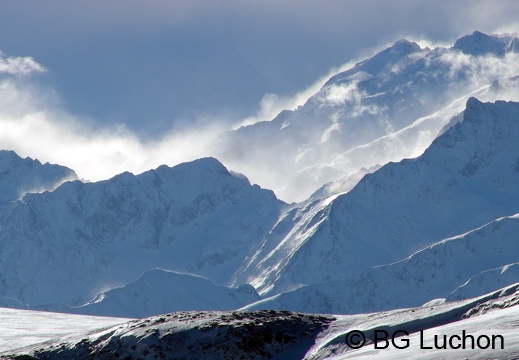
[0,76,220,183]
[437,51,519,84]
[323,83,363,106]
[0,52,45,76]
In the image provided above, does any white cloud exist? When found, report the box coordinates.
[0,52,45,76]
[0,78,219,182]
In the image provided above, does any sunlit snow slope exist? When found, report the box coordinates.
[234,98,519,298]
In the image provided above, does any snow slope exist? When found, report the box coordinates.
[3,269,261,319]
[0,157,285,306]
[0,310,334,359]
[3,283,519,359]
[233,98,519,296]
[219,31,519,202]
[67,269,260,318]
[243,213,519,314]
[447,262,519,302]
[310,283,519,360]
[0,307,128,355]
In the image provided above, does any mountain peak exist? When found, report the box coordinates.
[391,38,422,53]
[239,99,519,296]
[0,150,77,203]
[0,154,285,305]
[466,96,482,106]
[156,157,229,177]
[71,268,261,317]
[145,157,254,190]
[453,31,518,56]
[324,38,422,86]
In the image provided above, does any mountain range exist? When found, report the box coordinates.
[0,156,284,306]
[233,97,519,298]
[0,32,519,358]
[217,31,519,202]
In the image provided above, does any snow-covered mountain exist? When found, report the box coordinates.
[447,262,519,302]
[3,269,261,318]
[0,157,285,306]
[454,30,519,56]
[0,32,519,344]
[68,269,260,318]
[243,213,519,314]
[0,150,76,204]
[232,98,519,297]
[218,31,519,202]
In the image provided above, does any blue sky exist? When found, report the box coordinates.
[0,1,518,185]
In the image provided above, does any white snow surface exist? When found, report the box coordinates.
[3,283,519,359]
[309,284,519,360]
[447,262,519,302]
[0,307,128,355]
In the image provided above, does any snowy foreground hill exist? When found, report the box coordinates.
[2,283,519,359]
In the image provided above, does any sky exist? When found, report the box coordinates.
[0,0,518,195]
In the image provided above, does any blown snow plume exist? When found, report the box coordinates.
[217,31,519,201]
[0,150,76,203]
